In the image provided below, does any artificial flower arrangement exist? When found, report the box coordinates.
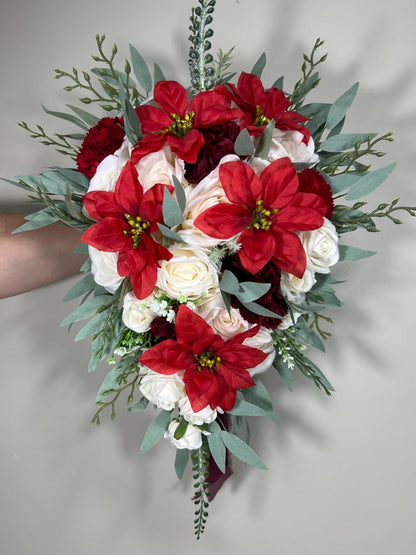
[6,0,415,538]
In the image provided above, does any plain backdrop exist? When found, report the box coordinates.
[1,1,415,554]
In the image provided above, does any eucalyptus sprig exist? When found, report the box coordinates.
[192,438,211,539]
[188,0,216,95]
[17,122,80,159]
[289,38,327,111]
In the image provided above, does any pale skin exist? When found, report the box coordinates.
[0,213,87,299]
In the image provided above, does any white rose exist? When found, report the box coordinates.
[280,265,316,303]
[139,370,185,411]
[266,130,319,166]
[278,310,302,330]
[202,305,251,340]
[88,246,123,293]
[301,218,339,274]
[122,291,155,333]
[164,420,202,450]
[87,136,131,193]
[179,397,218,425]
[135,145,184,193]
[243,327,275,376]
[156,246,219,301]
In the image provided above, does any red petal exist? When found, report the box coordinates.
[194,203,249,239]
[272,230,306,278]
[264,87,291,117]
[238,228,275,274]
[219,161,263,207]
[130,134,167,164]
[174,305,217,351]
[190,90,243,127]
[129,258,159,299]
[154,81,189,116]
[81,218,127,251]
[139,340,193,374]
[217,361,255,389]
[83,190,119,221]
[275,192,325,231]
[236,72,266,110]
[135,105,171,133]
[167,129,204,163]
[260,158,299,209]
[115,161,143,215]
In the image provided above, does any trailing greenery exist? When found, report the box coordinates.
[192,438,211,539]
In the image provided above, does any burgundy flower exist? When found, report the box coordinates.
[221,255,288,328]
[150,316,176,341]
[298,168,334,219]
[184,121,240,184]
[77,117,125,179]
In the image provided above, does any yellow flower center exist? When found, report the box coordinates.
[195,351,221,373]
[164,111,195,136]
[253,105,270,127]
[123,213,151,248]
[248,200,278,231]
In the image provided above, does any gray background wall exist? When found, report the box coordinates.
[1,1,415,553]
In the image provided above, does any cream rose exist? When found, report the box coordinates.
[139,370,185,411]
[135,145,184,193]
[202,305,251,340]
[243,327,275,376]
[156,246,219,301]
[178,397,218,425]
[164,420,203,450]
[301,218,339,274]
[87,136,131,193]
[88,246,123,293]
[122,291,155,333]
[266,129,319,166]
[280,265,316,304]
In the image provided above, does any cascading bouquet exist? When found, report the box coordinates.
[7,0,415,539]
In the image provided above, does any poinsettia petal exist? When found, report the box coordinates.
[167,129,205,163]
[184,367,219,412]
[81,218,127,251]
[135,104,171,133]
[139,340,193,374]
[276,192,325,231]
[131,133,168,164]
[129,257,159,299]
[236,72,266,111]
[83,190,120,221]
[271,230,306,278]
[217,361,256,389]
[115,161,143,215]
[219,161,263,207]
[194,203,249,239]
[260,158,299,209]
[238,228,275,274]
[190,90,243,127]
[154,80,189,116]
[263,87,291,118]
[174,305,217,350]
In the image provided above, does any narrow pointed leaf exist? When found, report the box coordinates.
[220,430,267,469]
[345,163,396,200]
[207,421,226,473]
[338,244,376,261]
[175,448,189,479]
[162,187,184,227]
[139,410,172,456]
[129,44,152,92]
[254,119,275,160]
[251,52,266,78]
[234,128,255,156]
[326,82,359,131]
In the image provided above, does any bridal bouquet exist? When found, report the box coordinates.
[8,0,414,538]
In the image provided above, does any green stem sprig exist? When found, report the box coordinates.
[192,438,211,539]
[188,0,216,95]
[290,38,327,111]
[17,122,80,159]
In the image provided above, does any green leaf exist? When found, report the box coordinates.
[220,430,267,469]
[157,223,185,243]
[254,119,275,160]
[139,410,172,456]
[95,366,126,402]
[117,81,142,144]
[272,76,284,89]
[172,175,186,213]
[338,244,376,261]
[325,172,361,194]
[61,295,111,325]
[326,82,359,131]
[153,62,166,85]
[66,104,100,128]
[41,104,89,131]
[173,419,188,440]
[242,300,283,319]
[320,133,372,152]
[302,355,334,393]
[237,281,271,303]
[207,421,226,473]
[219,270,240,295]
[273,353,293,391]
[241,377,273,413]
[12,210,58,233]
[128,397,149,412]
[51,168,90,193]
[63,273,95,302]
[75,310,109,341]
[129,44,152,92]
[294,319,325,351]
[228,399,279,425]
[250,52,266,78]
[162,187,184,227]
[175,448,189,479]
[234,128,255,156]
[345,163,396,200]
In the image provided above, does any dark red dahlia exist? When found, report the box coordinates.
[184,121,240,184]
[298,168,334,219]
[77,117,125,179]
[221,255,288,328]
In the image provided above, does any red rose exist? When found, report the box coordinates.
[77,117,125,179]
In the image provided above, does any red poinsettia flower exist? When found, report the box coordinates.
[131,80,243,164]
[194,158,327,277]
[81,161,172,299]
[217,72,310,143]
[139,305,267,413]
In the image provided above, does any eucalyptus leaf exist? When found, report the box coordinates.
[162,187,184,227]
[236,281,271,303]
[272,76,284,89]
[220,430,267,470]
[345,163,396,200]
[96,365,126,403]
[320,133,372,152]
[250,52,266,78]
[157,223,185,243]
[128,397,149,412]
[118,81,142,144]
[175,448,189,479]
[172,175,186,213]
[234,128,255,156]
[326,82,359,131]
[41,104,89,131]
[61,295,111,325]
[254,119,275,160]
[294,319,325,352]
[219,270,240,295]
[242,300,283,319]
[228,399,279,425]
[207,421,226,473]
[129,44,152,92]
[241,377,273,413]
[273,353,293,391]
[75,310,109,342]
[139,410,172,456]
[302,356,334,393]
[338,244,376,261]
[154,62,166,85]
[63,273,95,302]
[51,168,90,193]
[325,172,361,194]
[66,104,100,128]
[12,210,58,233]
